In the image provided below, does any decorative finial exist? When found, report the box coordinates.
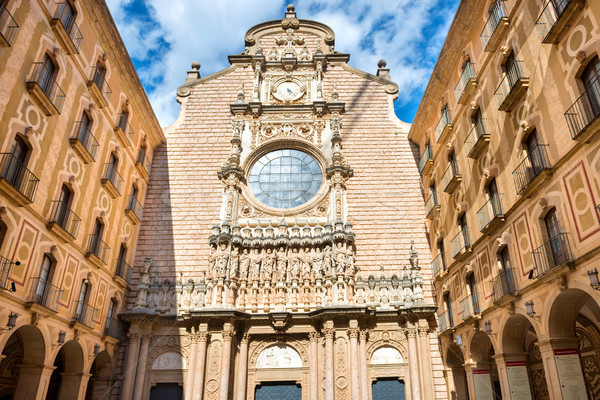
[287,4,295,12]
[377,59,387,68]
[331,82,339,101]
[236,83,245,103]
[191,61,201,71]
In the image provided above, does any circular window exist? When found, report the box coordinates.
[248,149,322,209]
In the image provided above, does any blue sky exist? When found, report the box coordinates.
[106,0,460,127]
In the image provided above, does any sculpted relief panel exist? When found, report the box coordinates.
[256,344,302,368]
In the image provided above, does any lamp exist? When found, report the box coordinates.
[525,300,536,317]
[0,312,17,333]
[588,269,600,290]
[57,331,66,345]
[484,320,492,334]
[455,334,463,346]
[93,344,101,355]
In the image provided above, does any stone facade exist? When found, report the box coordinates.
[409,0,600,399]
[121,6,445,400]
[0,0,164,399]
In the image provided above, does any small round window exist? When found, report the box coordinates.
[248,149,322,209]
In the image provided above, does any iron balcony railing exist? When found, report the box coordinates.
[512,144,551,195]
[71,121,99,160]
[418,145,433,174]
[455,62,476,100]
[536,0,574,42]
[126,195,143,221]
[0,2,19,46]
[117,114,135,143]
[425,193,439,218]
[86,234,110,264]
[432,252,446,277]
[72,300,98,328]
[451,227,471,258]
[495,60,528,108]
[492,267,518,303]
[136,150,151,176]
[115,258,132,284]
[434,109,452,142]
[464,118,489,158]
[102,163,124,195]
[438,310,454,331]
[90,65,112,102]
[104,316,122,339]
[597,204,600,224]
[27,277,63,312]
[53,2,83,52]
[28,62,66,113]
[0,255,16,291]
[565,75,600,140]
[531,233,574,278]
[49,200,80,239]
[481,0,507,49]
[460,293,480,319]
[477,194,504,232]
[441,160,461,192]
[0,153,39,202]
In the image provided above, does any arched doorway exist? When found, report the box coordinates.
[370,346,406,400]
[502,314,546,399]
[446,342,468,400]
[84,350,112,400]
[46,340,84,400]
[252,344,303,400]
[0,324,46,399]
[469,331,501,399]
[548,288,600,399]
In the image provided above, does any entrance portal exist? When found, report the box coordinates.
[149,383,183,400]
[372,377,406,400]
[254,381,301,400]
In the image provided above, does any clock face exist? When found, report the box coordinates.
[275,81,302,101]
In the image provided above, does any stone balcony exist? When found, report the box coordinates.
[495,61,529,112]
[50,2,83,54]
[565,75,600,141]
[454,61,477,104]
[536,0,585,44]
[0,153,39,206]
[464,119,490,159]
[480,0,509,52]
[0,3,19,47]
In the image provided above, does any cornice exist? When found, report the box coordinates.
[176,65,240,97]
[340,64,399,95]
[86,0,165,147]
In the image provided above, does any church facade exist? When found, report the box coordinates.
[120,6,446,400]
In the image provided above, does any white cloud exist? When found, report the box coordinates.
[105,0,457,126]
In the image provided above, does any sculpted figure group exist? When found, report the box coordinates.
[209,241,355,282]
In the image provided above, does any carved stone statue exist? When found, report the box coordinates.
[262,247,276,281]
[230,246,239,278]
[323,245,332,276]
[215,242,229,278]
[335,242,346,275]
[250,248,261,280]
[347,248,356,276]
[267,47,279,61]
[239,248,251,280]
[298,46,311,61]
[289,247,301,280]
[301,246,312,279]
[276,247,287,281]
[312,247,324,279]
[208,243,218,277]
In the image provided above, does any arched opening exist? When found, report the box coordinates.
[84,350,112,400]
[0,325,46,399]
[446,342,468,400]
[502,314,547,399]
[548,288,600,398]
[46,340,84,400]
[469,331,501,399]
[370,346,406,400]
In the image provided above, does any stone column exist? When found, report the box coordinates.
[407,327,422,400]
[418,326,433,400]
[120,333,140,400]
[348,328,360,400]
[323,327,335,400]
[185,333,199,400]
[57,372,91,400]
[537,338,585,400]
[309,331,320,400]
[235,333,250,400]
[493,352,527,400]
[192,331,209,400]
[133,334,151,400]
[219,327,235,400]
[359,330,369,400]
[14,364,55,400]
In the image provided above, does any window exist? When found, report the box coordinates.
[438,239,446,271]
[55,184,72,228]
[118,109,129,131]
[107,153,118,180]
[2,136,28,188]
[93,63,106,91]
[77,112,92,143]
[467,273,479,313]
[472,108,485,136]
[89,219,104,255]
[106,298,116,326]
[137,145,147,164]
[117,244,127,263]
[544,208,561,239]
[487,178,501,215]
[129,185,138,209]
[429,182,438,205]
[505,52,520,88]
[524,129,545,174]
[75,279,89,316]
[248,149,322,209]
[499,246,516,292]
[39,54,57,96]
[0,221,7,252]
[443,292,454,326]
[57,1,76,34]
[35,254,54,299]
[582,56,600,116]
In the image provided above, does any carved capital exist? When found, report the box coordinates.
[322,328,335,339]
[309,331,320,342]
[405,329,417,339]
[197,331,209,342]
[241,333,251,344]
[127,333,139,344]
[222,329,235,341]
[418,327,430,337]
[348,328,360,339]
[359,330,369,341]
[140,334,151,344]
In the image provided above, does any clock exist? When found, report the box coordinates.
[273,81,304,101]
